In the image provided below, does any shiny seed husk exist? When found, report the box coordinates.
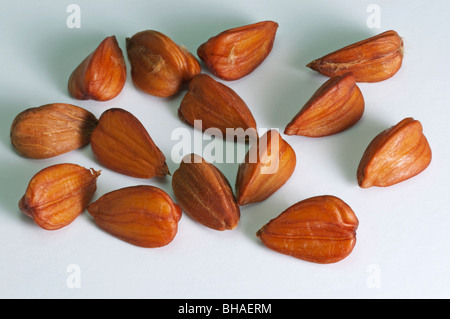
[19,163,100,230]
[10,103,98,159]
[68,35,127,101]
[126,30,201,97]
[178,73,257,141]
[87,185,182,248]
[284,73,364,137]
[172,153,240,231]
[236,129,296,205]
[307,30,404,82]
[257,195,359,264]
[197,21,278,81]
[90,108,169,179]
[357,117,432,188]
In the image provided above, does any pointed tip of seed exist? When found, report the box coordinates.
[357,176,372,189]
[283,125,294,136]
[256,224,267,238]
[86,201,98,217]
[306,60,319,70]
[161,163,171,177]
[18,195,33,218]
[90,168,102,178]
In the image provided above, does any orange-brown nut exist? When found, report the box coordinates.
[357,117,432,188]
[68,36,127,101]
[19,163,100,230]
[178,73,257,141]
[90,108,169,179]
[307,30,404,82]
[172,154,240,231]
[126,30,201,97]
[87,185,182,248]
[284,73,364,137]
[257,195,359,264]
[197,21,278,81]
[236,130,296,205]
[10,103,98,159]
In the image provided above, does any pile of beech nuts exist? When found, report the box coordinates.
[10,21,431,264]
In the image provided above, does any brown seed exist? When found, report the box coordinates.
[178,73,258,141]
[197,21,278,81]
[357,117,432,188]
[126,30,201,97]
[236,130,296,205]
[172,154,240,231]
[19,163,100,230]
[68,36,127,101]
[90,108,169,179]
[10,103,98,159]
[284,73,365,137]
[87,185,182,248]
[257,195,359,264]
[307,30,404,82]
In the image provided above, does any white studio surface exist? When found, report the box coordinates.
[0,0,449,299]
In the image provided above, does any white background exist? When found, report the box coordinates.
[1,0,449,299]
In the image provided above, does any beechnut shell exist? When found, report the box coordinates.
[257,195,359,264]
[357,117,432,188]
[19,163,100,230]
[307,30,404,82]
[236,130,296,205]
[178,73,257,141]
[197,21,278,81]
[126,30,201,97]
[172,154,240,231]
[68,36,127,101]
[87,186,182,248]
[90,108,169,179]
[285,73,364,137]
[10,103,98,159]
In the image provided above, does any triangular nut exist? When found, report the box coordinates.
[90,108,169,179]
[285,73,364,137]
[178,74,257,141]
[236,130,296,205]
[307,30,404,82]
[357,117,432,188]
